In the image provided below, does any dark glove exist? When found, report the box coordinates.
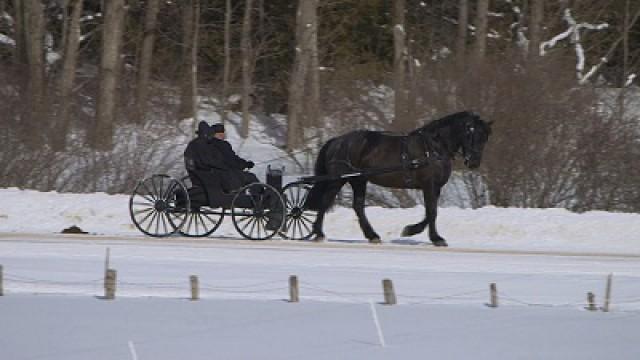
[246,161,255,169]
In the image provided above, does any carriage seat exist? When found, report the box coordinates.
[185,157,237,208]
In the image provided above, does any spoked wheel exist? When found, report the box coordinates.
[231,183,286,240]
[178,206,225,237]
[129,175,190,237]
[281,182,317,240]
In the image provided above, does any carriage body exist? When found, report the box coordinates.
[129,166,317,241]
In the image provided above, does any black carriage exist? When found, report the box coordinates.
[129,166,318,241]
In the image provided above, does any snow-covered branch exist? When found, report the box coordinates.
[540,9,609,83]
[1,11,14,26]
[625,74,636,87]
[0,33,15,47]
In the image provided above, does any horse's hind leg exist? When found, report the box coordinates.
[311,180,345,242]
[350,180,380,244]
[401,218,428,237]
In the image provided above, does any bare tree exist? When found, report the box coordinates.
[287,0,319,150]
[473,0,489,64]
[308,0,320,130]
[240,0,253,138]
[55,0,83,150]
[456,0,469,70]
[528,0,544,59]
[95,0,126,150]
[392,0,408,130]
[11,0,27,64]
[220,0,231,124]
[136,0,161,122]
[179,0,200,121]
[23,0,45,129]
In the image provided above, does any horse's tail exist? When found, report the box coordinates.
[304,139,335,211]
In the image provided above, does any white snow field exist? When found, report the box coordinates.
[1,189,640,359]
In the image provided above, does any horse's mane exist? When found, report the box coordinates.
[411,111,475,135]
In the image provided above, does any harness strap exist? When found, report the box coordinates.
[400,137,414,187]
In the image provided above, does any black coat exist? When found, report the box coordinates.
[184,135,220,171]
[207,138,252,171]
[184,134,255,193]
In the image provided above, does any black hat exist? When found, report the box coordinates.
[196,121,210,137]
[211,123,225,134]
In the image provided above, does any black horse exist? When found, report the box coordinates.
[304,111,492,246]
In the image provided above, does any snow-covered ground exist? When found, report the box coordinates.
[1,187,639,254]
[1,189,640,359]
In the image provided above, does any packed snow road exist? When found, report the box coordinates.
[1,232,639,310]
[2,232,640,360]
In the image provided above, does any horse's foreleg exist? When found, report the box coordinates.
[424,184,447,247]
[350,180,380,244]
[311,181,344,242]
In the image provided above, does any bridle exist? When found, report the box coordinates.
[459,121,481,164]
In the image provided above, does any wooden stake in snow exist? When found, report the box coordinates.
[0,265,4,296]
[104,247,110,277]
[602,273,613,312]
[289,275,299,303]
[488,283,498,308]
[104,269,117,300]
[190,275,199,301]
[586,292,597,311]
[382,279,396,305]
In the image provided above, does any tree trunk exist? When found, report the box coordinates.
[393,0,408,131]
[11,0,27,64]
[221,0,231,124]
[473,0,489,64]
[241,0,253,138]
[617,0,630,116]
[308,0,320,130]
[94,0,126,150]
[135,0,161,122]
[456,0,468,70]
[287,0,317,150]
[179,0,200,121]
[55,0,83,151]
[23,0,45,139]
[528,0,544,59]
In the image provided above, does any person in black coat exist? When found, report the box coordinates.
[184,121,281,230]
[207,123,259,191]
[184,121,258,193]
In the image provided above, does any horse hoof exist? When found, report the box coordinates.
[432,239,448,247]
[369,237,382,244]
[401,227,411,237]
[312,235,325,242]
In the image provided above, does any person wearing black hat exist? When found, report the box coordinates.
[184,121,281,229]
[206,122,258,191]
[185,121,258,192]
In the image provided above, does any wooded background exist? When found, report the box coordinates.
[1,0,639,211]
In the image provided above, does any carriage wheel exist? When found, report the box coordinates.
[129,175,190,237]
[281,183,317,240]
[231,183,286,240]
[178,207,225,237]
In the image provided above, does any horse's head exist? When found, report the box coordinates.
[460,114,492,169]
